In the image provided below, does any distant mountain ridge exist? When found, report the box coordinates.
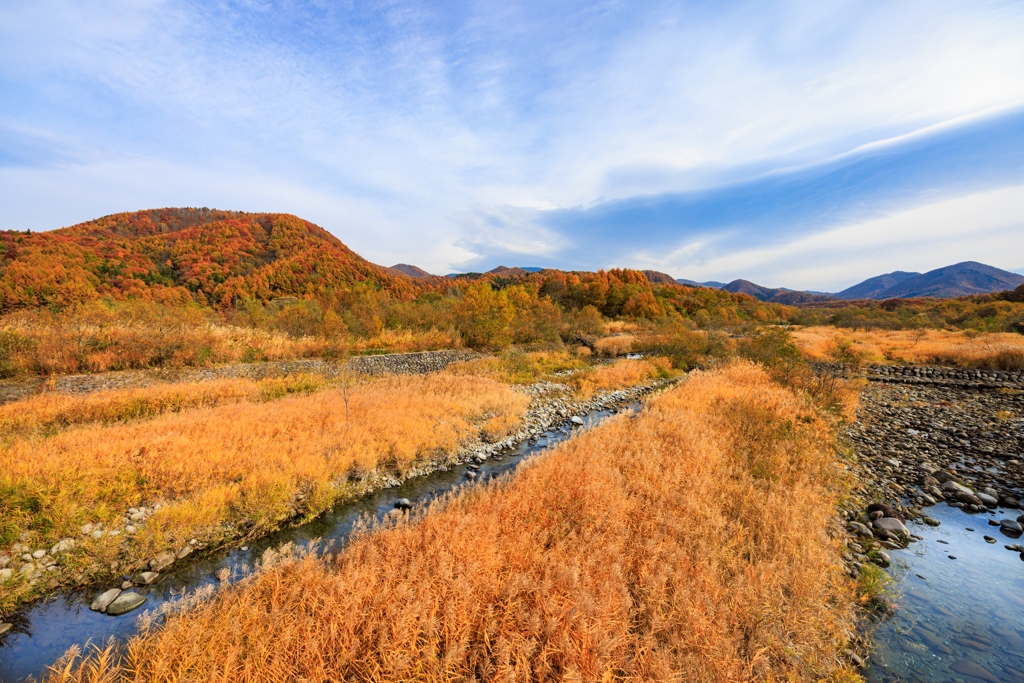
[673,261,1023,302]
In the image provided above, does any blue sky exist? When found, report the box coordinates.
[1,0,1023,290]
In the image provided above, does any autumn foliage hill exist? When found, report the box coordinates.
[0,208,420,311]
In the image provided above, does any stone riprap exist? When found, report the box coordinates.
[0,350,479,405]
[813,362,1024,390]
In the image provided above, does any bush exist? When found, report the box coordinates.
[593,335,633,357]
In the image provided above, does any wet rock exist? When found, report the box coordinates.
[393,498,413,511]
[89,588,122,613]
[984,535,996,543]
[105,591,145,616]
[0,622,10,636]
[134,571,160,585]
[175,544,193,560]
[570,416,584,426]
[149,552,175,571]
[921,516,941,526]
[999,519,1023,535]
[950,660,1000,683]
[871,550,891,567]
[121,580,133,589]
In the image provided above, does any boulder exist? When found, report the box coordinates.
[105,591,146,616]
[89,588,122,613]
[847,522,873,537]
[955,491,984,506]
[175,545,193,561]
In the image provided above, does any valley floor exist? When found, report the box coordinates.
[36,362,861,682]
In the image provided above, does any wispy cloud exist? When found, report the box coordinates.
[1,0,1022,285]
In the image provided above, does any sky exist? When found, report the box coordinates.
[1,0,1023,290]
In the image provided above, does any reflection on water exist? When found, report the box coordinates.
[0,403,637,682]
[864,503,1024,683]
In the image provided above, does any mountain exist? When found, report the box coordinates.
[389,263,435,278]
[869,262,1024,299]
[834,271,919,300]
[0,208,418,311]
[642,270,678,285]
[676,279,725,289]
[721,279,833,304]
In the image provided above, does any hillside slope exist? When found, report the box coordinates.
[834,271,919,300]
[0,208,418,311]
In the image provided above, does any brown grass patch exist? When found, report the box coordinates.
[593,334,634,357]
[0,375,331,437]
[793,326,1024,369]
[45,362,858,683]
[0,375,527,598]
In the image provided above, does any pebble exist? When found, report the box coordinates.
[984,535,996,543]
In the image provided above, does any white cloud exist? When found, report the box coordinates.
[638,184,1024,289]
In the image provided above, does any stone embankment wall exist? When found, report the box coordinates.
[813,362,1024,390]
[0,350,479,405]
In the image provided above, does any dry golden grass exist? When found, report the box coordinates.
[569,357,671,397]
[0,375,527,583]
[45,362,858,683]
[445,350,588,384]
[792,326,1024,369]
[0,375,330,437]
[593,334,634,356]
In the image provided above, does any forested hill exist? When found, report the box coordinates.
[0,209,419,311]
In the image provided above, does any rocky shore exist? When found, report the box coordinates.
[0,375,675,624]
[837,371,1024,673]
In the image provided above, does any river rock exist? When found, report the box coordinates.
[105,591,146,616]
[31,549,46,559]
[134,571,160,585]
[1000,519,1023,534]
[871,550,891,567]
[847,522,872,537]
[873,517,909,537]
[956,491,984,506]
[0,568,12,582]
[570,416,584,426]
[0,622,11,636]
[950,660,1000,683]
[89,588,122,613]
[175,544,193,560]
[921,516,941,526]
[976,492,998,507]
[393,498,412,510]
[149,552,176,571]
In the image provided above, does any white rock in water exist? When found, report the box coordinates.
[873,517,909,537]
[570,416,584,426]
[90,588,122,613]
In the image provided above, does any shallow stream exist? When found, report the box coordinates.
[0,401,640,682]
[864,502,1024,683]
